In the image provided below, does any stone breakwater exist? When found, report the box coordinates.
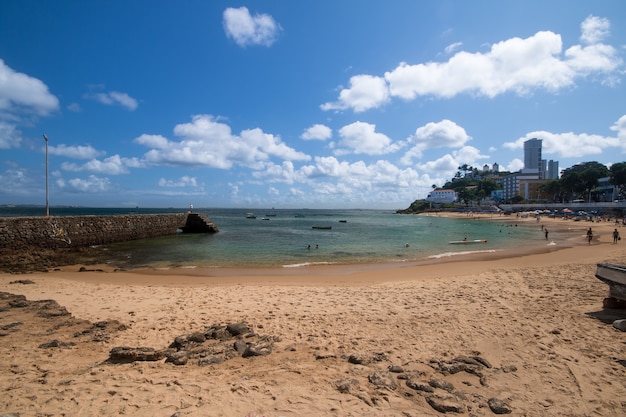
[0,213,217,250]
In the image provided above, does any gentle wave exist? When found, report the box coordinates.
[427,249,499,259]
[282,261,337,268]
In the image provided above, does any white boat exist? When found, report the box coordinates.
[595,263,626,302]
[448,239,488,244]
[246,213,257,219]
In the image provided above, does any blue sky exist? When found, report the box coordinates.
[1,1,625,209]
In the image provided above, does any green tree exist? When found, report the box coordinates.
[560,162,609,202]
[540,179,562,203]
[610,162,626,199]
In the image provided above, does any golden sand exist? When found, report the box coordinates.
[1,214,625,416]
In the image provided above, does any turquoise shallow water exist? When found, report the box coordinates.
[0,207,549,269]
[98,208,545,269]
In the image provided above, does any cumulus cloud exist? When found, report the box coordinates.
[0,59,59,116]
[0,121,22,149]
[506,158,524,172]
[61,155,143,175]
[301,124,332,141]
[401,120,471,164]
[322,16,622,113]
[610,115,626,152]
[87,90,138,111]
[321,75,389,113]
[580,15,610,45]
[503,115,626,158]
[158,176,198,188]
[136,114,310,170]
[223,7,281,47]
[49,144,105,159]
[336,121,400,155]
[58,175,112,193]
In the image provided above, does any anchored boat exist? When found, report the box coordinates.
[448,239,488,244]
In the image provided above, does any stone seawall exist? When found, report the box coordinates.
[0,213,192,249]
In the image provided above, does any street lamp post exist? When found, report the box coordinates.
[43,134,49,217]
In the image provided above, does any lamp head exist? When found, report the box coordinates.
[43,134,48,142]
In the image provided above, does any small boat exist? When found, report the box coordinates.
[448,239,488,244]
[595,263,626,302]
[339,220,347,223]
[246,213,257,219]
[312,226,332,230]
[294,214,305,218]
[261,217,270,220]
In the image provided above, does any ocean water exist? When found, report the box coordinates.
[0,207,546,269]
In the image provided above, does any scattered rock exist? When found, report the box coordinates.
[501,365,518,373]
[426,394,465,413]
[488,397,512,414]
[9,279,35,285]
[39,339,76,349]
[388,364,404,373]
[242,342,272,357]
[166,351,190,365]
[406,380,435,393]
[197,356,224,366]
[429,378,455,392]
[109,347,166,362]
[368,371,397,390]
[335,378,360,394]
[226,322,251,336]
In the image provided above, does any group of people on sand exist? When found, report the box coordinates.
[540,224,621,244]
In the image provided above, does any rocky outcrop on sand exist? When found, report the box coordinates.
[108,322,278,366]
[0,292,127,345]
[327,352,514,414]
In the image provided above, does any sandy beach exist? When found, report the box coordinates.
[1,214,625,416]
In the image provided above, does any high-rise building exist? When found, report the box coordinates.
[524,138,542,171]
[547,160,559,180]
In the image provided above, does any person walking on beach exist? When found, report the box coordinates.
[544,228,549,240]
[613,228,620,244]
[587,227,593,245]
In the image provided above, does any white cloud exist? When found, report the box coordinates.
[402,119,471,164]
[60,175,111,193]
[0,168,32,196]
[506,158,524,172]
[503,114,626,158]
[322,17,622,113]
[506,131,619,158]
[416,146,488,178]
[580,15,610,45]
[87,90,138,111]
[0,59,59,116]
[336,121,400,155]
[301,124,332,141]
[49,144,105,159]
[445,41,463,54]
[610,115,626,152]
[158,176,198,188]
[416,154,458,174]
[0,121,21,149]
[223,7,281,47]
[137,114,310,170]
[61,155,142,175]
[321,74,389,113]
[135,134,170,149]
